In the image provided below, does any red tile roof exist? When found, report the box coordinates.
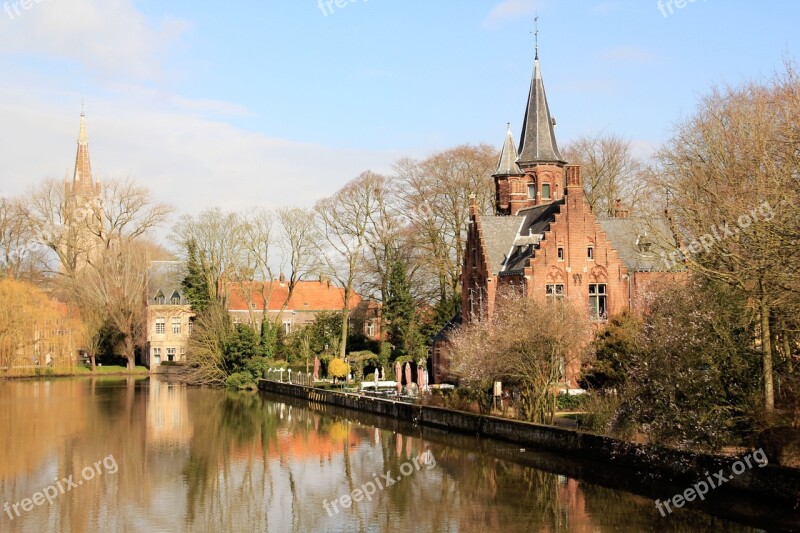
[227,279,364,312]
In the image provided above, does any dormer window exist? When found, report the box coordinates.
[154,291,165,305]
[170,291,181,305]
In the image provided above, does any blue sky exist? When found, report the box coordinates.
[1,0,798,216]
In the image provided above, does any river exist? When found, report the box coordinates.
[0,377,782,532]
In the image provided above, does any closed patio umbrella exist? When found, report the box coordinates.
[404,362,412,392]
[312,357,320,382]
[395,361,402,394]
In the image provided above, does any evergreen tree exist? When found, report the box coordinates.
[385,260,414,359]
[182,239,211,312]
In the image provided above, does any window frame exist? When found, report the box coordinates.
[588,283,607,321]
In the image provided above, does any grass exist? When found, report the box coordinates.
[74,365,149,374]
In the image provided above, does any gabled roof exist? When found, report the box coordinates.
[480,216,525,275]
[493,124,524,177]
[599,218,684,272]
[147,261,187,301]
[517,56,565,165]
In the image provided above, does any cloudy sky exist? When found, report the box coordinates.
[1,0,798,229]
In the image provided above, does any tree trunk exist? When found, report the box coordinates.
[90,352,96,371]
[782,319,793,374]
[760,299,774,413]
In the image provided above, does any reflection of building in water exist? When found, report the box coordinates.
[146,379,193,446]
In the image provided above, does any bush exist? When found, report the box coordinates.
[226,371,256,390]
[557,393,588,411]
[327,358,349,381]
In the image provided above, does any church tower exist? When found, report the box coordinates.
[494,49,566,215]
[61,111,102,272]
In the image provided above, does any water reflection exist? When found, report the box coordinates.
[0,379,767,532]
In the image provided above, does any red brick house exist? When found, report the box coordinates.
[433,50,681,386]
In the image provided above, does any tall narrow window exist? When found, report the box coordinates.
[155,318,165,335]
[541,183,551,200]
[557,247,564,261]
[588,247,594,260]
[527,183,536,199]
[171,317,181,335]
[589,284,607,320]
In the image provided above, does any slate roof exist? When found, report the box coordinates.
[599,218,684,272]
[501,200,563,272]
[517,57,565,165]
[493,124,524,176]
[147,261,188,304]
[479,216,525,275]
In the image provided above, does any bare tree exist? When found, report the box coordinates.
[395,144,497,310]
[447,290,590,423]
[315,172,382,358]
[656,64,800,412]
[561,132,645,217]
[275,206,319,312]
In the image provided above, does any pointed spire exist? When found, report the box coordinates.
[517,53,564,166]
[73,110,93,187]
[493,123,524,177]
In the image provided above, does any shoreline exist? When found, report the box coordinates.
[258,379,800,509]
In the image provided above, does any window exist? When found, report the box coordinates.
[542,183,551,200]
[155,318,165,335]
[589,284,607,320]
[167,347,176,361]
[587,247,594,260]
[546,284,564,300]
[188,320,194,335]
[366,321,376,337]
[154,291,165,305]
[170,291,181,305]
[284,321,292,335]
[171,317,181,335]
[527,183,536,199]
[152,347,161,359]
[557,247,564,261]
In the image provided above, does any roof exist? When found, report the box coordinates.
[517,57,565,165]
[227,279,363,312]
[599,218,684,272]
[72,112,94,190]
[502,201,562,272]
[147,261,188,301]
[432,312,462,341]
[479,216,525,275]
[493,124,524,176]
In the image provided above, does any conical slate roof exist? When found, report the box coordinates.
[493,124,524,177]
[517,56,564,165]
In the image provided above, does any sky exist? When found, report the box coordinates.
[1,0,798,227]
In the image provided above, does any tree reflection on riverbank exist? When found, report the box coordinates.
[0,378,761,532]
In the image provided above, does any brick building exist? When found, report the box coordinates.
[433,49,681,386]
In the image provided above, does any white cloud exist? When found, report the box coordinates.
[0,0,189,82]
[483,0,544,30]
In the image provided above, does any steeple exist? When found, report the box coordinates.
[493,123,524,177]
[73,110,93,188]
[517,53,564,166]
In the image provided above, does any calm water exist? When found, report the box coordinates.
[0,378,783,532]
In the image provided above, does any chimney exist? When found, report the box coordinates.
[613,199,630,219]
[279,272,286,284]
[565,165,582,190]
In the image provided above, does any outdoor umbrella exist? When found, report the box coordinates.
[417,364,424,389]
[423,368,429,392]
[395,361,402,394]
[312,357,320,382]
[404,362,412,392]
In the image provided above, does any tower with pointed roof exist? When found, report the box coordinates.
[494,51,566,215]
[61,111,103,272]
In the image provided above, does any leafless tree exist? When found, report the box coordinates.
[562,132,645,217]
[315,171,382,357]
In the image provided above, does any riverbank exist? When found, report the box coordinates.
[258,379,800,507]
[1,365,150,379]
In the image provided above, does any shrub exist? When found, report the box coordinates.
[557,393,588,411]
[226,371,256,390]
[327,358,349,382]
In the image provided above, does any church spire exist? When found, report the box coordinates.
[517,50,564,166]
[73,110,93,187]
[493,123,524,177]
